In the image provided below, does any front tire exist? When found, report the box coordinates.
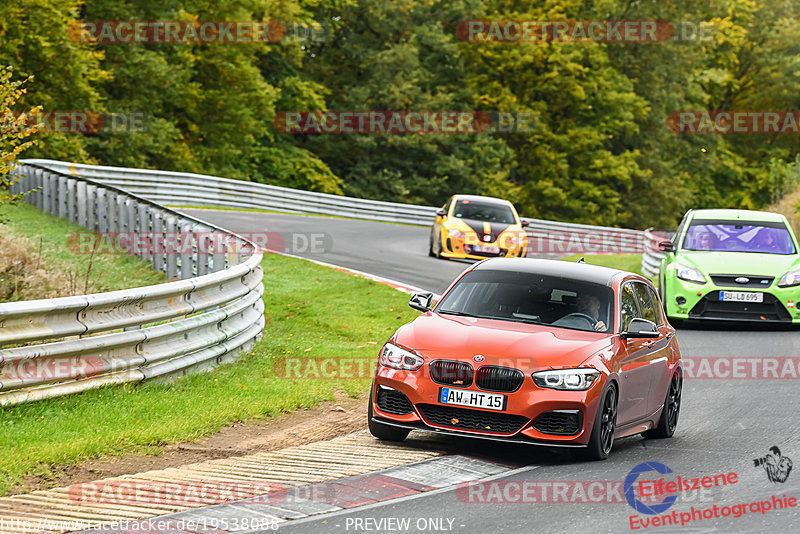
[573,383,617,461]
[644,370,682,439]
[368,386,410,442]
[434,233,444,259]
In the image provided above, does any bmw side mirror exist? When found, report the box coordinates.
[521,220,530,227]
[621,318,660,339]
[409,292,433,312]
[436,209,446,217]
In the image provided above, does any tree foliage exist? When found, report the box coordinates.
[1,0,799,227]
[0,66,39,220]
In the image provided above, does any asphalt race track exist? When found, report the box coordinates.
[179,209,477,294]
[183,209,800,533]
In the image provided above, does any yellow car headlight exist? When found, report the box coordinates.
[448,229,466,239]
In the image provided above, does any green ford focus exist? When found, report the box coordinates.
[659,208,800,325]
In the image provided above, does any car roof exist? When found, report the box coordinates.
[688,209,787,223]
[452,194,513,206]
[471,258,626,287]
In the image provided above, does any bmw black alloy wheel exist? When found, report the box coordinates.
[666,372,682,432]
[600,387,617,454]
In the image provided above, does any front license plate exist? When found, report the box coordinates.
[472,245,499,253]
[719,291,763,303]
[439,387,507,411]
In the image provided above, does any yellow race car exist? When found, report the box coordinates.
[429,195,528,259]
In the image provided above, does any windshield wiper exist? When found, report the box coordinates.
[437,310,478,317]
[437,310,497,320]
[512,317,543,325]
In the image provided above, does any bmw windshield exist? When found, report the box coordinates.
[682,219,796,255]
[435,269,614,333]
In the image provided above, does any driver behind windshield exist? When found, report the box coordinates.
[575,292,607,332]
[697,231,718,250]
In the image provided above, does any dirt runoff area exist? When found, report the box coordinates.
[20,391,367,494]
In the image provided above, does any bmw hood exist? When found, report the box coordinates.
[678,251,800,277]
[391,312,614,371]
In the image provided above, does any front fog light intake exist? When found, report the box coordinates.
[380,343,424,371]
[531,369,600,391]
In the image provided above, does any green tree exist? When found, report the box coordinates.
[295,0,514,205]
[0,66,38,220]
[0,0,109,162]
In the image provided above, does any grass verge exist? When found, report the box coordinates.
[0,253,417,495]
[561,253,645,275]
[1,201,164,298]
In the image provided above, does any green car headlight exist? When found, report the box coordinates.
[778,270,800,288]
[676,263,706,284]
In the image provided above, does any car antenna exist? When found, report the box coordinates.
[577,257,585,263]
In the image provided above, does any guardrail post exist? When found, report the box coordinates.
[212,229,226,273]
[116,194,127,234]
[76,181,87,228]
[225,236,241,267]
[86,185,97,231]
[46,172,58,216]
[33,168,43,210]
[152,209,166,273]
[164,215,178,279]
[137,204,151,262]
[97,189,109,233]
[106,191,118,234]
[179,220,195,279]
[67,178,77,223]
[124,197,137,256]
[8,169,20,195]
[196,224,211,276]
[57,175,68,219]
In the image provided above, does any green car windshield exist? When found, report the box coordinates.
[682,219,796,255]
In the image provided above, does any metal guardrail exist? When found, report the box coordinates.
[22,159,439,226]
[0,164,265,406]
[641,228,672,278]
[22,159,647,255]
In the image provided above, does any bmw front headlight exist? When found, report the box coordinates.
[379,343,424,371]
[531,368,600,391]
[778,270,800,288]
[676,263,706,284]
